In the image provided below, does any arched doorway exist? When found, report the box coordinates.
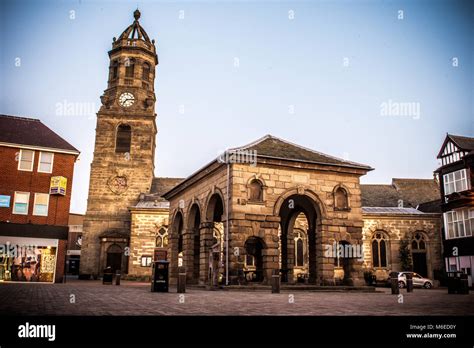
[205,193,225,285]
[188,204,201,283]
[278,194,320,284]
[244,237,265,282]
[173,212,184,267]
[334,240,352,285]
[106,244,122,273]
[411,232,428,277]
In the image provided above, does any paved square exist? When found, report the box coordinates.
[0,280,472,316]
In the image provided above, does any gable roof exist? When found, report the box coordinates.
[361,178,440,208]
[229,134,372,170]
[437,133,474,158]
[164,134,373,199]
[0,114,79,154]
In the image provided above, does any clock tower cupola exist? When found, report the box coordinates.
[80,10,159,279]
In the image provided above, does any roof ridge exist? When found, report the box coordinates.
[448,133,474,140]
[230,134,370,168]
[0,114,40,122]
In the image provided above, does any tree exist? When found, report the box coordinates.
[399,237,413,271]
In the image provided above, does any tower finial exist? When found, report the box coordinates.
[134,8,141,21]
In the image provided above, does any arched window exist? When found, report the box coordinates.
[156,228,168,248]
[372,232,388,268]
[142,62,150,81]
[412,232,426,250]
[115,124,131,153]
[248,179,263,201]
[334,187,349,210]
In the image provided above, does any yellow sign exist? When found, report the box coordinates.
[50,176,67,195]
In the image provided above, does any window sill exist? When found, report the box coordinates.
[247,200,266,205]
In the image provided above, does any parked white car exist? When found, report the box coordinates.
[387,271,433,289]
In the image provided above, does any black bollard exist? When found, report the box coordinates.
[178,267,186,293]
[115,271,121,286]
[391,277,399,295]
[406,273,413,293]
[271,269,280,294]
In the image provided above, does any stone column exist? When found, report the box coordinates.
[182,228,195,283]
[199,222,214,284]
[169,231,179,286]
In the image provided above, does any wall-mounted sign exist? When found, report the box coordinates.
[0,195,11,208]
[50,176,67,195]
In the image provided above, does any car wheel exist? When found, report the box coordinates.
[423,282,432,289]
[398,281,405,288]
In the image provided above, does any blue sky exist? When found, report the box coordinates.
[1,0,473,214]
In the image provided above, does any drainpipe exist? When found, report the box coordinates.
[226,162,230,285]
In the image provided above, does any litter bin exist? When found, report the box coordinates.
[103,267,113,285]
[151,261,169,292]
[447,271,468,294]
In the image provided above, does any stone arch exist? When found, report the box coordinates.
[409,230,430,278]
[204,188,226,222]
[276,190,324,284]
[187,202,202,283]
[243,236,266,282]
[273,186,327,218]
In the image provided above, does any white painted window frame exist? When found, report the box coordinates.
[37,152,54,174]
[33,192,50,216]
[17,149,35,172]
[13,191,30,215]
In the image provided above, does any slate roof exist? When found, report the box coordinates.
[361,178,440,209]
[0,114,79,153]
[447,134,474,151]
[229,135,372,170]
[362,207,427,215]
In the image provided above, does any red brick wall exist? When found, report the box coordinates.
[55,239,67,283]
[0,145,77,226]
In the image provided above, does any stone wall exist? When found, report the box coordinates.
[362,213,442,283]
[127,208,170,280]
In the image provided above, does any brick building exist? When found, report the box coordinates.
[0,115,79,283]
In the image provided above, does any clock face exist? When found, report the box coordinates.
[119,92,135,107]
[107,175,128,195]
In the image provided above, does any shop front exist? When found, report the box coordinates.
[0,236,59,283]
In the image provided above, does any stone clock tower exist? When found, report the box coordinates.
[80,10,158,278]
